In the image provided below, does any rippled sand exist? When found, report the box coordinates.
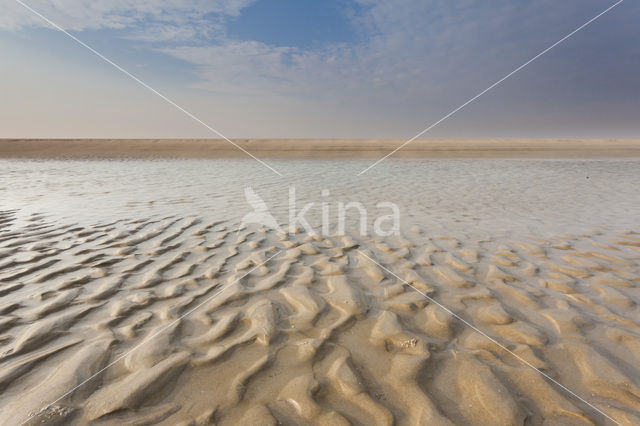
[1,159,639,425]
[0,214,639,424]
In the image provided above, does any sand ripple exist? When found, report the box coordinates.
[0,211,639,424]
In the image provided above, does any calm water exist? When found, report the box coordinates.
[1,158,639,237]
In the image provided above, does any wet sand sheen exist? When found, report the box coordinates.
[0,210,639,425]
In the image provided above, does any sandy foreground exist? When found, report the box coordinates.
[0,209,639,424]
[2,138,640,158]
[1,156,639,425]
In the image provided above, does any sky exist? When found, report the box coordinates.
[0,0,638,138]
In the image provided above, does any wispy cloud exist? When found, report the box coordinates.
[2,0,638,138]
[1,0,256,40]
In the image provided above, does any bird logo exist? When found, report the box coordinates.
[238,186,282,233]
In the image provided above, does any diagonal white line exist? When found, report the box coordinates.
[13,0,283,177]
[22,249,282,426]
[356,249,621,425]
[357,0,626,176]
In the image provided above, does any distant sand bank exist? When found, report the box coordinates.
[2,138,640,158]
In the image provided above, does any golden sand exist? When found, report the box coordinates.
[2,138,640,158]
[0,210,639,424]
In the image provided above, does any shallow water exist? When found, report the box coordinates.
[1,158,639,236]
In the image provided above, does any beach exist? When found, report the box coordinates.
[0,156,639,425]
[3,0,638,422]
[2,138,640,158]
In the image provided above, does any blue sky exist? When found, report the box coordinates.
[0,0,638,138]
[227,0,362,49]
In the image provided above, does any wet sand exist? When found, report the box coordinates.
[2,138,640,158]
[0,212,639,424]
[1,157,639,425]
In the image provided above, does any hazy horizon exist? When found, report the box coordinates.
[1,0,639,139]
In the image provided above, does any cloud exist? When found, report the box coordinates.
[1,0,257,41]
[162,41,357,99]
[174,0,639,110]
[2,0,638,137]
[158,0,515,100]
